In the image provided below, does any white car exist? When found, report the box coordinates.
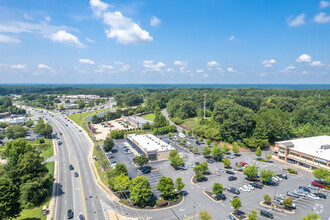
[247,184,254,190]
[239,186,251,192]
[187,163,195,168]
[307,184,320,190]
[294,189,308,196]
[307,193,320,200]
[272,177,282,182]
[215,168,225,173]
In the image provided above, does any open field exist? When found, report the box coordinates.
[141,113,155,122]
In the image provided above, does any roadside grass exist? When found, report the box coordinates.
[181,117,212,130]
[30,138,54,159]
[141,113,155,122]
[93,143,109,186]
[16,161,54,220]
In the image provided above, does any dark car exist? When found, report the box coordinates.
[228,176,237,181]
[78,213,84,220]
[74,172,79,177]
[226,170,235,175]
[277,174,288,179]
[299,186,310,193]
[195,140,200,145]
[227,187,240,194]
[59,132,62,135]
[69,164,74,170]
[313,193,327,199]
[198,176,208,182]
[204,155,212,159]
[262,181,274,186]
[260,210,274,219]
[206,159,215,163]
[251,182,263,189]
[67,209,74,219]
[195,162,200,165]
[215,193,226,200]
[141,167,151,174]
[203,171,211,175]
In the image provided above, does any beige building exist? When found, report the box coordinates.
[127,134,174,160]
[273,136,330,171]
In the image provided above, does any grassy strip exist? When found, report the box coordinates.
[16,161,54,220]
[30,138,54,159]
[141,113,155,122]
[93,143,109,186]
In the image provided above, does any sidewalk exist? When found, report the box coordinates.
[47,138,59,220]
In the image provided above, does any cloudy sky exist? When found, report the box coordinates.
[0,0,329,84]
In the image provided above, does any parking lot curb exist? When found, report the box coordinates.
[259,201,295,214]
[202,190,223,203]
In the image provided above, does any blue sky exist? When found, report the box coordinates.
[0,0,329,84]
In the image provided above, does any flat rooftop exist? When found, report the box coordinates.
[276,135,330,161]
[130,134,174,153]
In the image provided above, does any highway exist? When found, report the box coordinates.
[27,108,196,220]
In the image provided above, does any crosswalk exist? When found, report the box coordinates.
[100,200,111,220]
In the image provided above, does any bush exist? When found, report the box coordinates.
[152,125,177,135]
[259,159,266,162]
[171,117,183,125]
[288,168,297,174]
[236,164,242,168]
[39,138,45,144]
[157,199,168,207]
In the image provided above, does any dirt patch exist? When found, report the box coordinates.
[259,201,295,214]
[203,190,223,203]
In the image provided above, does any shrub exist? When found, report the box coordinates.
[171,117,183,125]
[236,164,242,168]
[288,168,297,174]
[157,199,168,207]
[259,159,266,162]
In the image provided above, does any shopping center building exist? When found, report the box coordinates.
[127,134,174,160]
[273,135,330,171]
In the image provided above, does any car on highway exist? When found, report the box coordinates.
[69,164,74,170]
[228,176,237,181]
[59,132,62,135]
[313,192,327,199]
[307,193,320,200]
[74,172,79,177]
[67,209,74,219]
[225,170,235,175]
[78,213,84,220]
[227,187,240,194]
[260,210,274,219]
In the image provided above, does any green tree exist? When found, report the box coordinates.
[133,155,149,168]
[182,130,186,135]
[5,126,27,139]
[181,139,187,145]
[263,194,271,204]
[211,144,224,161]
[0,123,7,129]
[113,174,131,196]
[199,137,204,143]
[223,144,230,154]
[313,168,329,180]
[188,130,192,137]
[175,177,185,192]
[199,210,213,220]
[168,132,174,139]
[193,147,199,153]
[212,182,223,195]
[194,134,198,140]
[103,137,114,152]
[153,107,168,128]
[129,176,153,207]
[303,213,321,220]
[143,122,151,130]
[255,147,262,158]
[168,150,184,167]
[243,164,258,179]
[26,120,34,127]
[110,130,124,139]
[222,158,231,168]
[187,144,193,150]
[77,100,85,109]
[282,197,292,208]
[232,143,240,155]
[193,162,209,180]
[248,209,258,220]
[231,197,242,214]
[157,176,174,199]
[260,169,276,182]
[265,153,272,161]
[0,177,21,219]
[202,146,211,156]
[206,139,212,146]
[113,163,128,176]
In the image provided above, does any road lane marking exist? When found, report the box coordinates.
[76,158,88,220]
[52,120,72,163]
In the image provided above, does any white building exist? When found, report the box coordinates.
[273,135,330,171]
[122,116,153,129]
[128,134,174,160]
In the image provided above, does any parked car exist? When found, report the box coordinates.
[239,186,250,192]
[287,191,300,198]
[227,155,235,159]
[226,170,235,175]
[215,193,226,200]
[228,176,237,181]
[195,162,200,165]
[251,182,263,189]
[307,193,320,200]
[240,162,248,166]
[277,174,288,179]
[260,210,274,219]
[299,186,311,193]
[311,181,325,189]
[198,176,208,182]
[313,192,327,199]
[274,194,285,201]
[227,187,240,194]
[215,168,225,173]
[230,195,239,202]
[67,209,74,219]
[179,165,187,170]
[228,214,235,220]
[203,171,211,175]
[187,163,195,168]
[308,184,320,190]
[293,189,308,196]
[141,167,151,174]
[206,159,215,163]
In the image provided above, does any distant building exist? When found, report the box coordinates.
[64,103,79,109]
[127,134,174,160]
[0,112,11,119]
[122,116,153,129]
[0,117,28,126]
[273,136,330,171]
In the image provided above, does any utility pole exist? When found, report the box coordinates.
[203,92,206,119]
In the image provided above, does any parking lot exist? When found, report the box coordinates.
[106,136,329,219]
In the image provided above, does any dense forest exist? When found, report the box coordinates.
[1,85,329,147]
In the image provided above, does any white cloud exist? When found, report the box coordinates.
[302,71,308,74]
[262,59,276,68]
[296,54,312,63]
[120,64,130,71]
[98,64,114,69]
[10,64,26,69]
[90,0,153,45]
[174,61,188,66]
[143,60,166,72]
[229,36,235,41]
[282,64,296,73]
[314,12,330,23]
[227,67,236,72]
[23,13,33,20]
[202,73,208,77]
[207,61,218,68]
[196,69,204,73]
[166,68,174,72]
[45,16,51,22]
[0,21,75,34]
[260,73,267,77]
[86,37,95,43]
[287,13,305,26]
[95,64,114,73]
[150,16,161,27]
[320,1,330,8]
[0,34,21,44]
[309,61,324,67]
[79,59,95,64]
[37,64,51,70]
[47,30,86,48]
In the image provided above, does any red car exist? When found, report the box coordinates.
[311,181,325,188]
[240,162,248,166]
